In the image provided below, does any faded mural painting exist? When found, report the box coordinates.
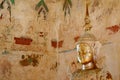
[0,0,120,80]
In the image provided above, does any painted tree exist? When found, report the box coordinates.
[35,0,49,20]
[63,0,72,16]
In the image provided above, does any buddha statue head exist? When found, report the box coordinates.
[76,32,98,70]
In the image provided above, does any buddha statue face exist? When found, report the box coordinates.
[77,43,93,64]
[76,42,97,70]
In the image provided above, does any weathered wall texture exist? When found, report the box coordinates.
[0,0,120,80]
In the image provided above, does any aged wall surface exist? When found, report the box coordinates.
[0,0,120,80]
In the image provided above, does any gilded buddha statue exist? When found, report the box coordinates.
[76,0,98,70]
[72,0,113,80]
[76,40,97,70]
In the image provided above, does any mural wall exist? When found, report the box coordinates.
[0,0,120,80]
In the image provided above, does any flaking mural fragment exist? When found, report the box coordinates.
[14,37,33,45]
[51,39,64,48]
[50,62,59,71]
[0,0,15,21]
[91,0,100,13]
[2,48,10,55]
[106,25,120,35]
[20,54,43,67]
[0,58,12,80]
[0,25,13,43]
